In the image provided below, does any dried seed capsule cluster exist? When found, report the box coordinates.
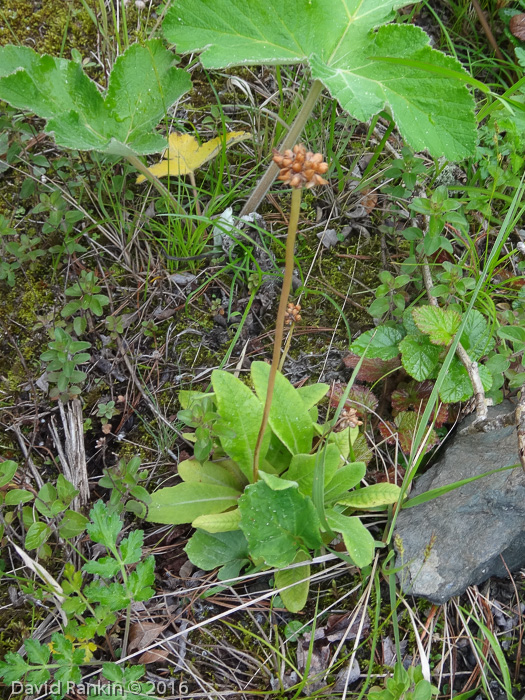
[272,144,329,189]
[284,302,302,325]
[335,407,363,432]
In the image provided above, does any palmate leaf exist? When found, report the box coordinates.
[0,41,191,155]
[163,0,476,159]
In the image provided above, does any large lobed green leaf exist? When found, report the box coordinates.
[0,41,191,154]
[163,0,476,159]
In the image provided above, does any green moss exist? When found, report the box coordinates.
[0,275,54,396]
[0,0,97,58]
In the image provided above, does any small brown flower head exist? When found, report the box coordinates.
[273,144,329,189]
[284,302,301,325]
[334,406,363,432]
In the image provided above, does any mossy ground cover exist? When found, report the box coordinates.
[1,2,525,699]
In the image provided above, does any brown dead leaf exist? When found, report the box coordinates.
[128,621,169,655]
[510,13,525,40]
[101,423,112,434]
[359,188,378,214]
[138,648,169,664]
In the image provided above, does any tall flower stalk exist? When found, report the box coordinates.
[252,145,329,481]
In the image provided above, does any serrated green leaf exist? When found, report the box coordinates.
[102,662,125,683]
[211,369,270,480]
[26,667,51,687]
[185,529,249,572]
[0,652,30,683]
[146,482,239,524]
[325,510,375,567]
[350,323,405,360]
[251,361,313,455]
[460,309,494,360]
[399,334,441,381]
[83,556,121,578]
[192,508,241,532]
[0,42,191,155]
[120,530,144,564]
[164,1,475,159]
[128,555,155,601]
[439,357,493,403]
[87,500,122,549]
[238,481,322,567]
[25,638,51,665]
[274,550,311,613]
[84,581,130,610]
[337,482,402,509]
[412,306,461,345]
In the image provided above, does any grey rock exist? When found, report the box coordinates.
[394,401,525,604]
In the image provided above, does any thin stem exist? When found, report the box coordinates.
[240,80,324,217]
[188,171,202,217]
[253,187,302,480]
[126,154,190,223]
[278,323,295,372]
[455,342,488,423]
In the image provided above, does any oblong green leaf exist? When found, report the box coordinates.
[0,460,17,488]
[337,482,402,509]
[177,458,244,490]
[192,508,241,532]
[211,369,270,481]
[58,511,89,539]
[251,361,313,455]
[297,383,329,410]
[25,522,52,550]
[325,509,375,567]
[5,489,34,505]
[283,443,340,498]
[146,483,239,524]
[274,550,311,613]
[323,462,366,504]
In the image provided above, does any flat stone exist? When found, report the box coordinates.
[394,401,525,604]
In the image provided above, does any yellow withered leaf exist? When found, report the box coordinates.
[136,131,251,183]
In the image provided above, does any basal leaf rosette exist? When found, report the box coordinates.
[163,0,476,159]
